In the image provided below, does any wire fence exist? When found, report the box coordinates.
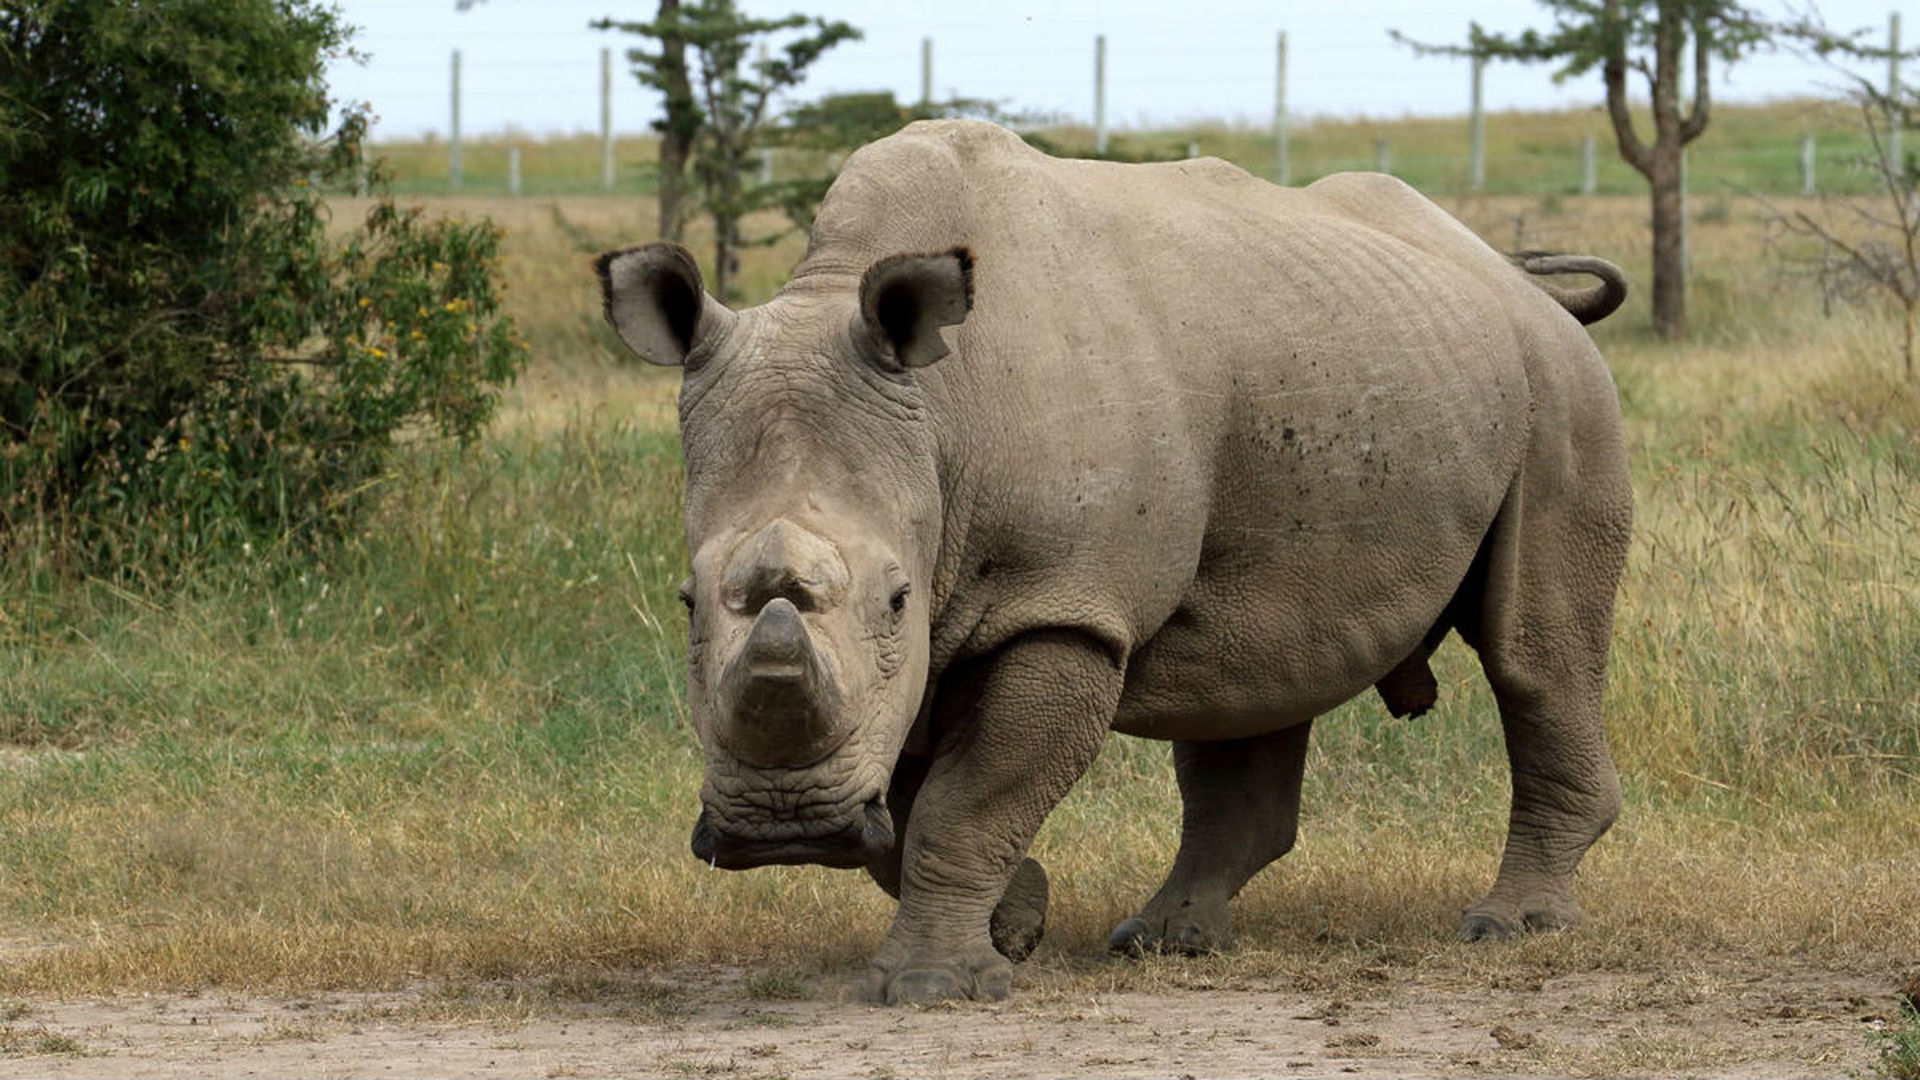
[357,125,1903,201]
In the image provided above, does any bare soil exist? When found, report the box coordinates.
[2,958,1903,1078]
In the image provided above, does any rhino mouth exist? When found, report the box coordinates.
[690,798,894,870]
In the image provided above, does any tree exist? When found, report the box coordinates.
[2,0,525,569]
[1761,82,1920,379]
[1396,1,1867,340]
[651,0,699,243]
[761,91,1021,232]
[596,0,858,300]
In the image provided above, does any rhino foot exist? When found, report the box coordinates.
[1459,894,1584,943]
[1106,898,1230,958]
[866,941,1012,1005]
[1106,918,1217,957]
[988,858,1049,962]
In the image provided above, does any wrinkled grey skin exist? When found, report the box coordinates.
[595,120,1632,1006]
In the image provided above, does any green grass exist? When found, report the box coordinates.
[1870,1002,1920,1080]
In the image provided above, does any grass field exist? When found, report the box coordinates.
[372,99,1893,198]
[2,125,1917,1058]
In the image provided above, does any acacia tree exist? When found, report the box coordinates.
[586,0,699,241]
[597,0,857,297]
[1397,1,1863,340]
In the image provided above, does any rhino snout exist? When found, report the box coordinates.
[716,598,848,769]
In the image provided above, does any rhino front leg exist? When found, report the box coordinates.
[867,629,1118,1005]
[1109,721,1312,956]
[865,752,1052,963]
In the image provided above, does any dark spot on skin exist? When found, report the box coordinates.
[1282,427,1295,442]
[1136,502,1148,516]
[977,558,996,578]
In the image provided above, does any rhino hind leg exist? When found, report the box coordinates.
[1108,721,1312,957]
[1455,446,1630,942]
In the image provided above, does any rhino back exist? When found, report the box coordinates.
[794,122,1584,727]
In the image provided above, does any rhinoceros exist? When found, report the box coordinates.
[595,119,1632,1005]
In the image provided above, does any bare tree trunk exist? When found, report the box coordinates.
[1905,298,1916,379]
[656,0,696,243]
[1649,150,1687,340]
[712,220,732,303]
[1602,0,1705,340]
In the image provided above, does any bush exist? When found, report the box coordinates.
[1,0,526,571]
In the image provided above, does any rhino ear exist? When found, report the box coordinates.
[595,243,735,367]
[856,248,973,370]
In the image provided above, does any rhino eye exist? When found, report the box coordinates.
[889,583,910,615]
[677,579,696,613]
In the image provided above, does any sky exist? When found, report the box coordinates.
[321,0,1914,140]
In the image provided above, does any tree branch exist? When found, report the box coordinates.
[1681,15,1711,142]
[1604,0,1653,177]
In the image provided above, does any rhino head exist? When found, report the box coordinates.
[595,242,971,871]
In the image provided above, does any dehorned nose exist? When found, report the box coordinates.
[722,518,850,613]
[742,598,809,674]
[719,595,846,768]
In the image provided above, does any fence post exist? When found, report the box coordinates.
[920,37,932,105]
[449,49,463,191]
[1274,31,1290,185]
[1374,137,1389,175]
[1469,50,1486,193]
[600,47,615,192]
[1800,134,1816,195]
[1892,12,1903,177]
[1581,133,1596,195]
[508,146,521,196]
[1094,34,1108,156]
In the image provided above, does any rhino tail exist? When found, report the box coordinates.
[1509,251,1628,326]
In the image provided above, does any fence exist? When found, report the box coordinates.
[377,23,1910,201]
[366,124,1902,202]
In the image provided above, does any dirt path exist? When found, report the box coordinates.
[1,960,1904,1078]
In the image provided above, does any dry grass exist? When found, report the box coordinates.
[3,174,1916,1005]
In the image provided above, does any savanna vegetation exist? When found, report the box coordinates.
[2,110,1917,1073]
[0,0,525,571]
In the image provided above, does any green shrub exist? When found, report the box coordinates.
[0,0,525,571]
[1871,1000,1920,1080]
